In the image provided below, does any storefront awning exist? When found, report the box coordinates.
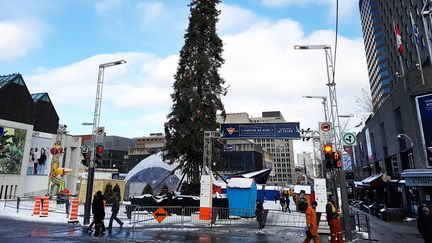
[401,169,432,186]
[360,174,383,188]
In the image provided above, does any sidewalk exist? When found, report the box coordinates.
[354,214,422,243]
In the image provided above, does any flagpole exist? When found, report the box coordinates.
[394,20,406,90]
[410,9,426,86]
[421,1,432,65]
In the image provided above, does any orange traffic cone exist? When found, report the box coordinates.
[68,198,79,224]
[40,196,50,217]
[32,196,42,216]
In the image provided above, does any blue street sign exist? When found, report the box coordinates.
[0,127,3,136]
[220,123,300,139]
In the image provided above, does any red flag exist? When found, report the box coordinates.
[394,21,404,55]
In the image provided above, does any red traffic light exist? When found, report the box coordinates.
[336,160,342,168]
[323,144,332,153]
[96,145,104,153]
[332,151,340,160]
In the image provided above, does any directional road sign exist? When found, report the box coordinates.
[95,127,105,144]
[80,145,90,154]
[153,207,168,223]
[342,132,357,146]
[319,122,332,143]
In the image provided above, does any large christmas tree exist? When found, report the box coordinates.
[164,0,227,195]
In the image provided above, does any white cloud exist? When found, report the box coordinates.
[95,0,122,15]
[0,18,45,61]
[137,2,164,24]
[23,4,369,148]
[218,3,259,34]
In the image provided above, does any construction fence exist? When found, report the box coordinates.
[1,197,371,240]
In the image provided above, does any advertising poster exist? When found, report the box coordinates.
[27,135,53,175]
[0,126,27,174]
[416,93,432,167]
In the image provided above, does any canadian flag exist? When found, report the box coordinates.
[394,21,404,55]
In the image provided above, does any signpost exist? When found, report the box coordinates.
[342,132,357,146]
[153,207,168,223]
[95,127,105,144]
[220,122,300,139]
[319,122,332,143]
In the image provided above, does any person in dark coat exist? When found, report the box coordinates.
[280,196,286,212]
[256,200,265,232]
[418,206,432,243]
[92,191,106,236]
[285,195,291,213]
[107,193,123,230]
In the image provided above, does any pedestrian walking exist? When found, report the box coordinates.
[280,196,286,212]
[107,193,123,230]
[285,195,291,213]
[417,206,432,243]
[326,195,343,243]
[256,200,265,232]
[304,201,320,243]
[92,191,106,236]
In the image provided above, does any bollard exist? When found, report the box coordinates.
[16,197,20,213]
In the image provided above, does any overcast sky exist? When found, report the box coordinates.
[0,0,369,157]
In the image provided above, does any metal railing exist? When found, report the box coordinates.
[1,197,370,239]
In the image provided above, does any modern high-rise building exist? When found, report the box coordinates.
[359,0,430,109]
[356,0,432,214]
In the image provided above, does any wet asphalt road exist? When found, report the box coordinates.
[0,216,309,242]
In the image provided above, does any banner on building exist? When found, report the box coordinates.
[27,133,54,175]
[415,93,432,167]
[0,126,27,174]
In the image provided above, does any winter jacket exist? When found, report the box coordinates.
[92,195,105,222]
[418,214,432,243]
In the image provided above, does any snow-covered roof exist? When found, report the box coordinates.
[125,152,180,182]
[227,178,254,188]
[241,169,271,178]
[294,185,311,194]
[213,180,227,189]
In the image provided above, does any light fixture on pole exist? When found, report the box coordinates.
[397,133,414,148]
[83,59,126,225]
[303,95,329,122]
[295,44,351,240]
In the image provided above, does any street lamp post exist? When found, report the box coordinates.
[83,59,126,225]
[295,44,351,240]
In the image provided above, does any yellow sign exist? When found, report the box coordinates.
[153,207,168,223]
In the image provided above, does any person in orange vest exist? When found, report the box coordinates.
[326,195,343,243]
[304,200,320,243]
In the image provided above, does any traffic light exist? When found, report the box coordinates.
[324,144,333,169]
[332,151,342,168]
[95,145,104,167]
[81,151,89,167]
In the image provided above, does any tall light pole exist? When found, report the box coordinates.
[294,44,351,240]
[303,95,329,122]
[83,59,126,225]
[303,95,328,178]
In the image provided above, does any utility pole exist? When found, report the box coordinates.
[295,45,351,241]
[83,60,126,225]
